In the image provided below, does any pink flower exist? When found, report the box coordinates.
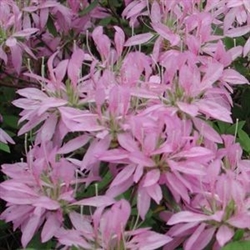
[1,1,250,249]
[166,170,250,249]
[2,28,38,73]
[0,144,77,247]
[13,87,67,144]
[224,0,250,37]
[56,199,172,250]
[122,0,147,27]
[23,1,72,32]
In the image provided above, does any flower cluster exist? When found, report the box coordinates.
[0,1,250,249]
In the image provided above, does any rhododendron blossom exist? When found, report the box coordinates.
[0,0,250,249]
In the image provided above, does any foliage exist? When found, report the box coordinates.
[0,0,250,250]
[222,240,250,250]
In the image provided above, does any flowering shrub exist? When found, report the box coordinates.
[0,0,250,249]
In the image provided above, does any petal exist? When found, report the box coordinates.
[177,102,199,117]
[56,229,92,249]
[152,22,180,45]
[57,135,90,154]
[39,113,58,142]
[72,196,115,207]
[54,59,68,82]
[243,0,250,12]
[117,133,139,152]
[166,172,190,203]
[68,48,85,86]
[110,165,136,188]
[243,37,250,57]
[227,214,250,229]
[196,99,232,123]
[216,225,234,247]
[201,62,224,88]
[221,69,249,85]
[130,151,155,167]
[141,234,172,250]
[69,211,93,235]
[114,26,125,56]
[0,128,15,144]
[41,213,61,242]
[168,222,198,237]
[12,28,39,37]
[6,37,17,47]
[150,1,161,24]
[146,184,162,204]
[21,212,43,247]
[185,224,206,250]
[98,148,129,162]
[195,227,216,250]
[193,117,222,143]
[107,178,134,198]
[142,169,160,187]
[16,88,48,100]
[137,187,151,220]
[124,33,154,46]
[226,26,250,37]
[10,44,22,73]
[38,98,68,116]
[123,1,147,19]
[33,196,60,210]
[174,146,214,160]
[168,211,208,225]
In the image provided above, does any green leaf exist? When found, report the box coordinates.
[235,36,247,46]
[138,210,159,228]
[226,121,245,135]
[3,115,18,129]
[0,142,10,153]
[76,170,112,199]
[108,0,123,7]
[241,89,250,115]
[238,130,250,153]
[233,229,245,241]
[234,59,249,77]
[215,120,245,138]
[216,121,230,134]
[79,0,99,16]
[47,15,57,37]
[223,37,234,49]
[222,241,250,250]
[0,220,9,229]
[5,130,15,137]
[18,248,36,250]
[98,16,112,26]
[231,105,246,120]
[96,169,112,190]
[0,87,16,102]
[25,232,55,249]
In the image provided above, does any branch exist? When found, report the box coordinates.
[0,70,40,89]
